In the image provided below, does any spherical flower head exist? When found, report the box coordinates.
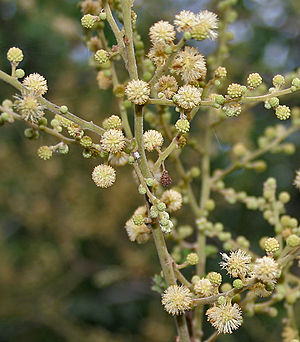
[264,237,280,253]
[23,73,48,96]
[194,278,213,297]
[275,105,290,120]
[173,85,202,110]
[94,49,109,64]
[186,252,199,265]
[206,303,243,334]
[247,73,263,89]
[175,118,190,134]
[80,135,93,148]
[227,83,246,99]
[207,272,222,286]
[15,68,25,78]
[161,285,193,315]
[54,114,72,128]
[215,66,227,78]
[37,146,53,160]
[223,103,242,117]
[149,20,176,45]
[293,169,300,191]
[80,0,101,15]
[220,249,252,278]
[68,123,84,139]
[102,115,122,130]
[125,80,150,105]
[272,74,285,88]
[133,214,144,226]
[97,70,112,90]
[108,151,128,167]
[154,75,178,99]
[173,46,207,84]
[250,282,272,297]
[125,206,151,244]
[174,10,198,32]
[81,14,98,28]
[7,47,24,64]
[268,97,280,109]
[15,94,45,123]
[143,130,163,151]
[253,256,279,285]
[92,164,116,188]
[148,43,169,67]
[161,189,182,212]
[101,129,125,154]
[191,10,218,41]
[286,234,300,247]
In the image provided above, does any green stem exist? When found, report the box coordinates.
[134,105,151,178]
[103,1,126,59]
[121,0,138,79]
[0,106,75,144]
[152,226,191,342]
[0,70,104,136]
[195,114,212,342]
[211,125,299,183]
[154,135,178,172]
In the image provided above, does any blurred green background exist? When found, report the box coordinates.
[0,0,299,341]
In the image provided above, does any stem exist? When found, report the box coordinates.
[211,126,299,183]
[194,114,212,341]
[0,70,104,136]
[0,106,75,144]
[149,37,185,87]
[121,0,138,79]
[154,135,178,172]
[152,226,191,342]
[103,1,126,59]
[134,105,151,178]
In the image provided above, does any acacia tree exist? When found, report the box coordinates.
[0,0,300,341]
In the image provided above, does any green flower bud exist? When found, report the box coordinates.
[186,253,199,265]
[99,11,107,20]
[268,97,280,108]
[264,237,280,253]
[128,156,135,164]
[146,178,155,187]
[150,206,159,218]
[138,184,147,195]
[81,14,98,29]
[60,105,68,114]
[7,47,24,64]
[156,201,167,211]
[217,296,226,305]
[247,73,263,89]
[205,199,215,211]
[15,69,25,78]
[175,118,190,134]
[215,94,225,105]
[95,49,109,64]
[183,32,192,40]
[279,191,290,203]
[275,105,291,120]
[37,146,52,160]
[133,214,144,226]
[207,272,222,286]
[272,74,285,87]
[286,234,300,247]
[233,279,243,289]
[292,78,300,89]
[215,66,227,78]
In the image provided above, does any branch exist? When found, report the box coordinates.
[0,70,105,136]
